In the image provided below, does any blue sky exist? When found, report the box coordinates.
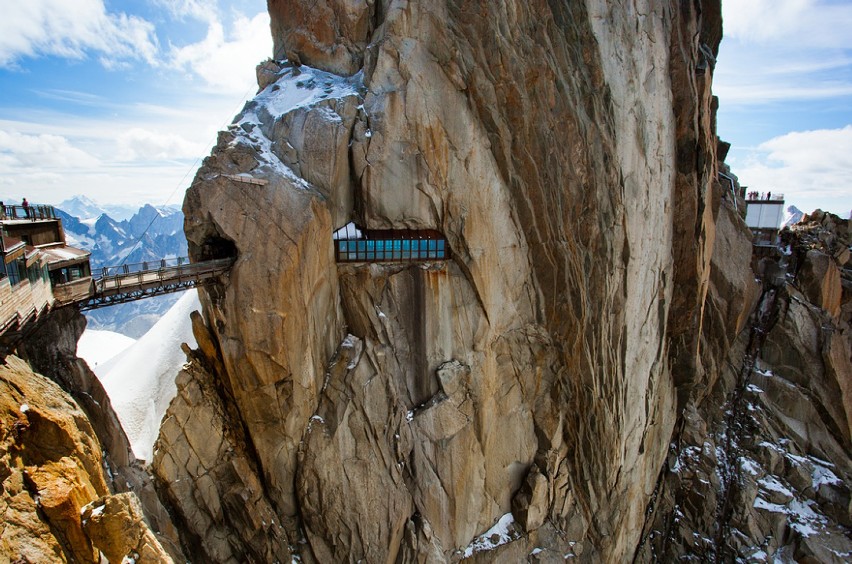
[716,0,852,216]
[0,0,850,217]
[0,0,270,207]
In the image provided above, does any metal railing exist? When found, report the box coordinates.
[95,256,192,279]
[73,256,235,310]
[1,204,57,221]
[745,192,785,202]
[93,256,234,290]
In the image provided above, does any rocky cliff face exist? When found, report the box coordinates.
[150,0,850,562]
[637,210,852,562]
[1,307,181,562]
[0,353,174,562]
[159,1,727,561]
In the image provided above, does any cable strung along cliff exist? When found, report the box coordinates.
[151,0,771,561]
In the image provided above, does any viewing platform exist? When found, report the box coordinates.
[333,223,450,263]
[744,193,786,248]
[0,201,236,339]
[2,204,58,221]
[0,205,65,337]
[745,192,785,203]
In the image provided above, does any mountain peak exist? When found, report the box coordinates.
[783,205,804,227]
[58,195,109,220]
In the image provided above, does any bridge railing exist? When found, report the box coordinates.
[92,256,234,292]
[95,256,193,279]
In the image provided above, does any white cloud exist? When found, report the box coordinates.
[718,1,852,107]
[116,128,205,161]
[731,126,852,214]
[0,2,272,206]
[154,0,218,23]
[0,84,249,205]
[0,129,100,169]
[169,11,271,95]
[0,0,159,68]
[724,0,852,49]
[714,82,852,104]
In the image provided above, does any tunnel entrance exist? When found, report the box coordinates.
[198,235,238,262]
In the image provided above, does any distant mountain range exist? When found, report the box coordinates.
[58,195,149,222]
[56,196,188,338]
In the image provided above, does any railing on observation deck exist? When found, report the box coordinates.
[1,204,57,221]
[745,192,785,202]
[334,225,450,263]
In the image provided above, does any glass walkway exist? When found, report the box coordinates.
[333,223,449,263]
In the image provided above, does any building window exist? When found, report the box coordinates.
[7,260,22,286]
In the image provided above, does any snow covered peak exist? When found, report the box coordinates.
[58,195,110,220]
[783,205,804,227]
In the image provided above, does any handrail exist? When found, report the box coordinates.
[1,204,57,221]
[745,192,785,202]
[94,256,224,279]
[92,257,234,280]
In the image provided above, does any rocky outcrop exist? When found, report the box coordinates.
[637,211,852,562]
[0,355,171,563]
[81,493,174,563]
[17,307,134,478]
[152,314,290,563]
[134,0,848,560]
[157,1,723,562]
[14,305,182,560]
[268,0,376,75]
[160,0,730,561]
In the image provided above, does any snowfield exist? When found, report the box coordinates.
[79,290,200,462]
[77,330,136,367]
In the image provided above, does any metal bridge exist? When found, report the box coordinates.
[74,256,235,310]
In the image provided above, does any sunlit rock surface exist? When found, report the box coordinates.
[0,356,171,563]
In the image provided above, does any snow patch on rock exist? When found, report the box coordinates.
[462,512,520,558]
